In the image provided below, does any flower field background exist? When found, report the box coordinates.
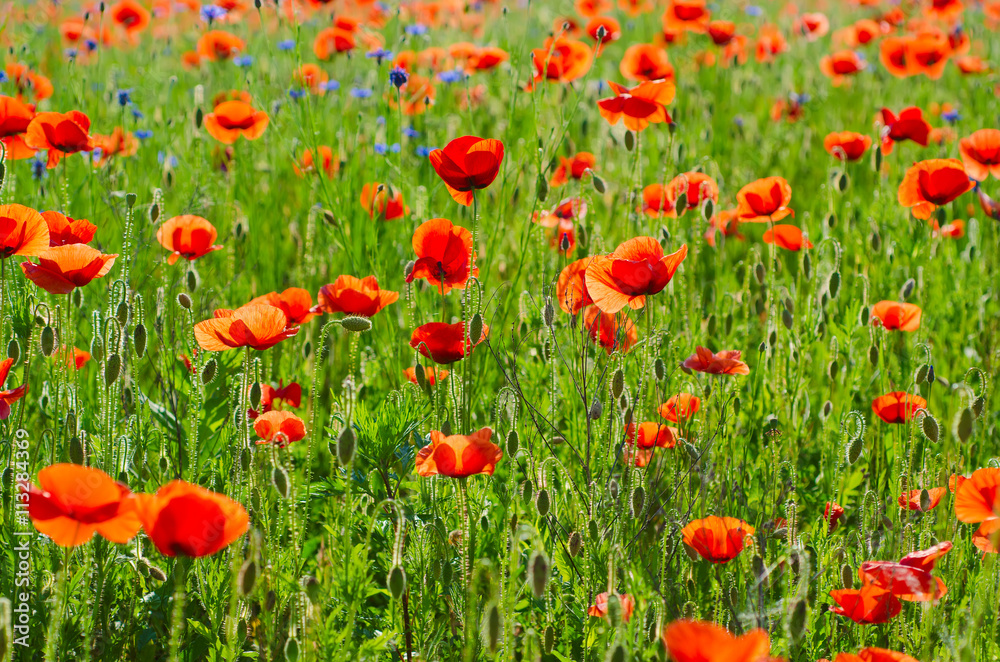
[1,0,1000,660]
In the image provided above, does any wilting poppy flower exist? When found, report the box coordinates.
[663,620,771,662]
[404,366,449,386]
[530,38,593,85]
[41,211,97,247]
[556,258,595,315]
[619,43,675,82]
[254,410,307,448]
[820,50,867,86]
[428,136,504,207]
[897,159,974,219]
[23,464,141,547]
[360,182,408,220]
[870,301,922,331]
[824,131,873,161]
[736,176,793,223]
[197,30,245,61]
[250,287,316,326]
[972,519,1000,554]
[682,347,750,376]
[954,467,1000,523]
[0,204,52,258]
[663,0,710,34]
[582,306,637,355]
[681,516,754,563]
[203,100,269,144]
[898,487,947,511]
[871,392,927,423]
[829,585,902,624]
[763,225,812,251]
[194,304,299,351]
[24,110,94,168]
[958,129,1000,181]
[550,152,596,187]
[626,421,677,449]
[598,80,675,132]
[110,0,150,36]
[294,63,329,95]
[825,501,846,531]
[294,146,339,179]
[406,218,477,293]
[313,275,399,317]
[796,12,829,40]
[659,393,700,422]
[20,245,117,295]
[410,321,488,364]
[0,357,27,420]
[585,237,687,313]
[415,427,502,477]
[879,107,931,154]
[588,593,635,622]
[135,480,248,557]
[156,215,222,264]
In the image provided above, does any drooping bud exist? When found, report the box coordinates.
[529,551,549,598]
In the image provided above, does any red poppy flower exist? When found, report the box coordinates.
[682,346,750,376]
[550,152,597,187]
[250,287,316,326]
[415,427,502,477]
[736,176,793,222]
[829,585,902,624]
[931,218,965,238]
[958,129,1000,181]
[897,487,946,511]
[870,301,922,331]
[704,208,744,247]
[313,275,398,318]
[24,110,94,168]
[60,346,91,371]
[294,146,339,179]
[585,237,687,313]
[254,410,307,448]
[670,172,719,210]
[681,515,754,563]
[194,303,299,351]
[907,32,952,80]
[576,0,612,17]
[110,0,150,35]
[820,50,867,85]
[135,480,249,557]
[897,159,974,219]
[360,182,408,220]
[466,46,510,73]
[619,44,675,82]
[394,74,437,116]
[707,20,736,46]
[0,204,52,258]
[954,467,1000,523]
[755,24,789,63]
[314,27,355,59]
[1,133,36,161]
[859,562,946,603]
[534,198,584,255]
[410,321,488,364]
[197,30,245,61]
[556,258,595,315]
[763,224,812,251]
[403,366,449,386]
[662,620,771,662]
[428,136,504,207]
[949,474,968,493]
[0,95,34,140]
[20,245,117,294]
[406,218,477,293]
[23,464,141,547]
[586,16,621,47]
[663,0,710,34]
[878,107,931,154]
[639,183,678,218]
[582,306,637,355]
[530,38,593,85]
[41,211,97,247]
[925,0,965,21]
[899,541,953,572]
[294,63,329,95]
[659,393,700,422]
[871,392,927,423]
[825,501,846,531]
[598,80,675,132]
[588,593,635,622]
[797,12,829,40]
[972,519,1000,554]
[203,100,269,144]
[0,357,27,420]
[626,421,677,449]
[91,127,138,167]
[251,381,302,419]
[5,63,53,103]
[156,215,222,264]
[824,131,873,161]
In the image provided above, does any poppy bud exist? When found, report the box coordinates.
[788,599,807,643]
[733,396,741,417]
[322,209,336,226]
[470,313,484,345]
[40,325,56,357]
[339,316,372,333]
[918,488,932,512]
[115,301,130,327]
[506,430,519,456]
[264,589,277,612]
[591,171,607,194]
[873,145,882,172]
[195,107,203,130]
[858,306,869,327]
[683,441,699,460]
[240,447,250,472]
[609,479,619,500]
[0,161,5,188]
[624,130,635,152]
[337,427,356,465]
[536,488,550,517]
[837,171,849,193]
[611,369,624,399]
[133,323,147,358]
[654,358,665,381]
[186,268,199,293]
[238,558,258,596]
[915,364,929,384]
[822,400,833,419]
[899,278,916,300]
[177,292,192,309]
[928,365,936,383]
[105,353,121,386]
[148,565,168,582]
[589,397,603,419]
[284,638,299,662]
[521,479,533,504]
[201,358,217,384]
[725,313,733,335]
[441,419,452,435]
[828,271,841,299]
[559,232,571,253]
[568,531,583,557]
[6,339,19,364]
[675,192,688,215]
[769,330,777,348]
[388,565,406,601]
[920,413,939,443]
[529,551,549,598]
[706,314,717,337]
[782,309,793,330]
[803,252,812,280]
[754,263,766,285]
[149,202,160,223]
[630,485,645,516]
[847,434,863,465]
[543,299,555,327]
[868,344,878,367]
[973,395,985,419]
[955,408,973,443]
[623,407,633,426]
[480,602,501,652]
[272,466,289,498]
[69,436,85,465]
[536,173,549,203]
[870,231,881,252]
[702,197,714,222]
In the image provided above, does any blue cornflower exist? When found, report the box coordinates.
[416,146,435,157]
[350,87,373,99]
[84,39,98,52]
[234,55,254,67]
[376,116,386,125]
[942,109,961,124]
[389,67,409,89]
[403,127,420,138]
[31,158,47,181]
[131,108,144,120]
[117,88,133,106]
[65,48,79,60]
[277,39,295,51]
[136,129,154,140]
[366,48,393,65]
[745,5,763,16]
[200,4,228,22]
[374,143,388,155]
[289,88,307,100]
[790,92,810,105]
[0,72,8,84]
[437,69,465,84]
[405,24,428,36]
[320,80,340,92]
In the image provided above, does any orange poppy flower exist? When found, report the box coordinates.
[360,182,408,220]
[550,152,596,187]
[897,487,946,511]
[91,127,138,167]
[707,20,736,46]
[954,467,1000,523]
[556,258,595,315]
[879,36,913,78]
[626,421,677,449]
[576,0,612,17]
[24,110,94,168]
[254,410,307,448]
[0,204,52,258]
[670,172,719,210]
[587,16,621,47]
[662,620,771,662]
[313,275,398,317]
[585,237,687,313]
[639,183,679,218]
[60,346,91,370]
[825,501,846,531]
[763,224,812,251]
[467,47,509,73]
[879,107,931,153]
[248,380,301,419]
[5,63,53,102]
[735,176,793,223]
[619,43,675,82]
[110,0,150,36]
[194,303,299,351]
[0,95,34,140]
[682,346,750,375]
[410,321,488,364]
[403,366,449,386]
[135,480,248,557]
[40,211,97,247]
[20,245,117,295]
[0,357,27,419]
[897,158,974,219]
[824,131,873,161]
[428,136,504,207]
[394,74,436,116]
[582,306,637,355]
[871,392,927,423]
[658,393,700,422]
[870,301,922,331]
[23,464,141,547]
[898,541,953,572]
[829,585,902,624]
[203,100,269,144]
[618,0,652,16]
[949,474,968,493]
[755,24,789,63]
[820,50,867,86]
[587,592,635,622]
[836,19,884,48]
[294,146,339,178]
[796,12,829,40]
[956,56,989,74]
[704,208,743,247]
[406,218,477,293]
[415,427,502,477]
[250,287,316,326]
[973,519,1000,554]
[313,27,355,59]
[1,133,36,161]
[958,129,1000,181]
[859,563,946,603]
[598,80,675,132]
[529,38,593,85]
[293,63,329,95]
[907,32,952,80]
[681,516,755,563]
[156,215,222,264]
[197,30,245,61]
[925,0,964,21]
[663,0,710,34]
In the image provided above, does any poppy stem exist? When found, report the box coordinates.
[167,557,189,662]
[42,545,73,662]
[457,476,475,661]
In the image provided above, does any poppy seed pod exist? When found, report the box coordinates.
[529,551,549,598]
[177,292,192,309]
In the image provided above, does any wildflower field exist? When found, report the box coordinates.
[1,0,1000,660]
